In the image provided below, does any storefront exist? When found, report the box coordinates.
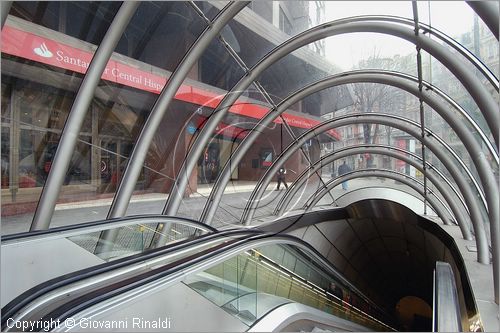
[1,3,344,216]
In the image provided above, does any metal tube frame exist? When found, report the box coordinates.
[413,2,429,215]
[280,147,472,239]
[240,113,491,267]
[30,2,139,230]
[304,169,454,228]
[167,19,499,220]
[466,1,499,40]
[275,145,471,237]
[200,42,498,223]
[1,1,12,29]
[108,1,249,219]
[93,2,249,253]
[203,70,493,228]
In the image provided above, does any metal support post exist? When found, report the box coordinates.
[30,2,139,231]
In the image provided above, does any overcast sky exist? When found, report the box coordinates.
[323,1,476,70]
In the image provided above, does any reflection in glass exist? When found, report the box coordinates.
[185,244,393,331]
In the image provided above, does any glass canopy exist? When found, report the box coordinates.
[1,0,498,315]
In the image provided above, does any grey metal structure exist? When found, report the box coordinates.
[274,145,471,235]
[0,1,12,29]
[467,1,499,40]
[107,1,249,219]
[30,2,140,230]
[3,1,497,307]
[240,113,491,265]
[93,2,249,253]
[166,17,499,221]
[303,169,454,227]
[201,70,494,229]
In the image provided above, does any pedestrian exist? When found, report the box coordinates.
[337,160,351,190]
[328,282,344,308]
[276,167,288,190]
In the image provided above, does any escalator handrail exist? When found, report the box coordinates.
[1,228,260,325]
[433,261,463,332]
[1,215,217,244]
[5,233,395,332]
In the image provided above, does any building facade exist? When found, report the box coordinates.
[1,1,352,216]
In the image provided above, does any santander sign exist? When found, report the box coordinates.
[1,24,340,140]
[33,42,53,58]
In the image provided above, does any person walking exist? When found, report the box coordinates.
[276,167,288,190]
[337,160,351,190]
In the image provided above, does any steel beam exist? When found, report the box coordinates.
[275,145,472,240]
[108,1,249,219]
[202,70,493,228]
[304,169,454,230]
[467,1,499,40]
[30,2,139,230]
[1,1,12,29]
[169,19,499,218]
[241,113,491,266]
[93,2,249,253]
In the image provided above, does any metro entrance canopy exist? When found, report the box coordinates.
[1,0,498,311]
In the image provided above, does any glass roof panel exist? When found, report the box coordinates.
[114,1,207,73]
[417,1,499,76]
[420,49,496,148]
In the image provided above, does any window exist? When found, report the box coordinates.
[279,7,292,35]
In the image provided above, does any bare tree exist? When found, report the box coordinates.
[351,53,415,167]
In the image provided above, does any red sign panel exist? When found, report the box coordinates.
[1,25,340,140]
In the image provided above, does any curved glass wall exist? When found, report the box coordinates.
[1,1,121,232]
[1,1,498,329]
[46,1,209,228]
[2,0,497,232]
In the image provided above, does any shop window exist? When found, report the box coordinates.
[261,149,273,168]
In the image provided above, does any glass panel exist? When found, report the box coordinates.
[199,30,247,91]
[192,1,226,21]
[115,2,207,73]
[1,2,119,232]
[67,221,204,261]
[258,37,416,106]
[421,50,494,145]
[229,6,289,69]
[184,243,393,330]
[417,1,499,77]
[169,84,265,226]
[8,2,121,45]
[3,219,216,305]
[23,2,208,227]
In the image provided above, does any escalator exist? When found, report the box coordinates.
[1,216,396,332]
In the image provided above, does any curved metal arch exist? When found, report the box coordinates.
[373,70,497,163]
[277,145,466,216]
[274,145,472,240]
[1,1,12,29]
[304,169,452,225]
[165,15,499,219]
[347,15,498,90]
[30,2,140,230]
[91,2,249,253]
[467,1,499,40]
[108,1,249,219]
[201,70,492,228]
[241,113,490,266]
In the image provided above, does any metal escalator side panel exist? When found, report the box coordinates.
[41,235,396,332]
[1,229,258,331]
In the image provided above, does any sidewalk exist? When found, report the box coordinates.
[52,180,272,210]
[1,176,426,235]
